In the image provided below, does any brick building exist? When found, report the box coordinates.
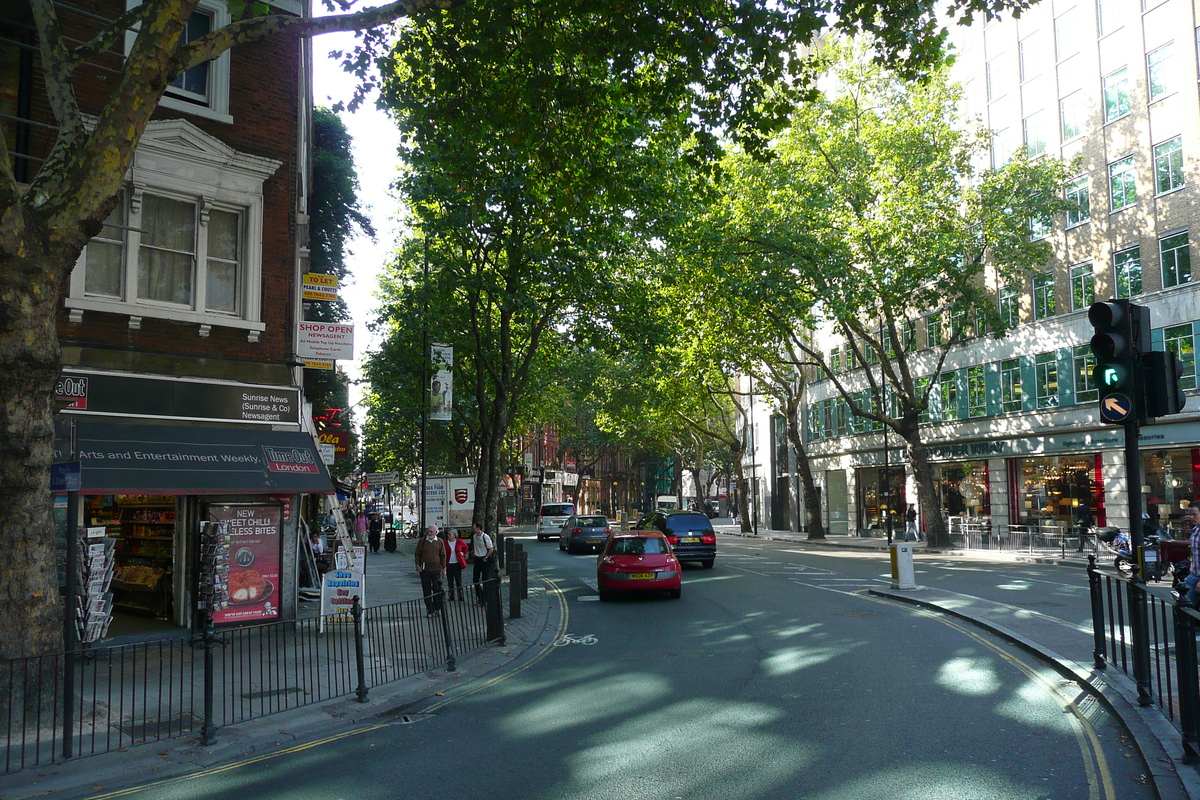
[1,0,331,636]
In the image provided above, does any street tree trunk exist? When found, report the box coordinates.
[785,421,825,539]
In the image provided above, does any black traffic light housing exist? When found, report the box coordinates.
[1141,350,1187,417]
[1088,299,1151,423]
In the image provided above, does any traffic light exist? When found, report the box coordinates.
[1088,300,1150,423]
[1141,350,1187,417]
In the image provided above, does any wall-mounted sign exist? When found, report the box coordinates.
[298,322,354,361]
[430,344,453,422]
[318,443,336,465]
[304,360,334,370]
[302,273,339,301]
[317,430,349,456]
[55,371,299,425]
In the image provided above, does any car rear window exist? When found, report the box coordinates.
[541,504,574,517]
[610,537,667,555]
[664,513,712,533]
[577,516,606,527]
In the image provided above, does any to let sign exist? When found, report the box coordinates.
[297,323,354,361]
[302,273,339,301]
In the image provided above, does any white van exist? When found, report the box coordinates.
[536,502,576,541]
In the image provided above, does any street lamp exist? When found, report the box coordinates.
[879,317,893,545]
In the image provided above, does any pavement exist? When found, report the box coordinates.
[5,521,1199,800]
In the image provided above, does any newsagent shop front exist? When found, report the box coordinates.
[57,419,333,641]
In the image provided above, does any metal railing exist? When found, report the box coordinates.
[1087,557,1200,763]
[947,517,1078,557]
[1,575,508,774]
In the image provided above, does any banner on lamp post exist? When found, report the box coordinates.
[430,344,453,422]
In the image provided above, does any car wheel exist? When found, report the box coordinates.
[559,537,566,551]
[668,587,681,599]
[598,590,613,602]
[702,559,715,569]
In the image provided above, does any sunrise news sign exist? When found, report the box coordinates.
[297,322,354,362]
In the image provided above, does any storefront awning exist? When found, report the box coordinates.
[66,421,335,495]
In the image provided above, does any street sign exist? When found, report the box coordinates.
[365,471,399,486]
[1099,393,1134,424]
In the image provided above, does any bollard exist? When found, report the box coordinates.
[200,612,218,744]
[1173,599,1200,763]
[889,541,916,590]
[507,560,522,619]
[1126,564,1153,706]
[504,535,515,569]
[486,575,505,645]
[352,596,369,701]
[518,548,529,599]
[437,588,456,672]
[1086,556,1107,670]
[497,532,506,569]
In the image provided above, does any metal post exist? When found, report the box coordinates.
[1173,600,1200,763]
[485,576,505,645]
[420,239,429,536]
[507,560,522,619]
[496,531,506,569]
[352,595,369,701]
[200,612,217,744]
[518,548,529,599]
[437,586,456,672]
[1126,564,1153,705]
[1086,556,1107,670]
[62,500,78,759]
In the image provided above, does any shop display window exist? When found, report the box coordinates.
[935,461,991,521]
[86,494,177,619]
[1013,455,1102,529]
[1141,448,1200,537]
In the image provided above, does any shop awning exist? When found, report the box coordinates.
[65,420,335,495]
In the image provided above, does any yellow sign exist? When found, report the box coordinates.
[302,273,339,301]
[304,360,335,370]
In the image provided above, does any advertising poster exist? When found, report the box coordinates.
[209,504,282,625]
[321,545,366,624]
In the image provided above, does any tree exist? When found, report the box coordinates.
[1,0,1049,658]
[706,43,1072,547]
[306,107,376,479]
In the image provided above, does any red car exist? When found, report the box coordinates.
[596,530,682,601]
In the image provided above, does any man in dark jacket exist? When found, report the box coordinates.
[415,525,447,616]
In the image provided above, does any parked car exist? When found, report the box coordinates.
[640,511,716,568]
[536,502,576,541]
[560,515,612,553]
[596,530,682,600]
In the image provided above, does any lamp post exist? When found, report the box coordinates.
[879,319,893,545]
[749,374,758,535]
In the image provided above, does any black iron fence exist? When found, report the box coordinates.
[2,576,506,774]
[1086,557,1200,763]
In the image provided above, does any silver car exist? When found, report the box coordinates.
[536,502,576,541]
[559,515,611,553]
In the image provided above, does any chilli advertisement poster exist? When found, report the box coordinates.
[209,504,282,625]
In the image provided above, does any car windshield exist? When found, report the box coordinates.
[610,537,667,555]
[577,517,606,527]
[664,513,710,533]
[542,504,574,517]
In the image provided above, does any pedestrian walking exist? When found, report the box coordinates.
[444,529,469,600]
[367,512,383,554]
[1074,500,1095,552]
[470,522,496,605]
[354,510,368,543]
[415,525,447,616]
[1181,506,1200,607]
[904,504,919,542]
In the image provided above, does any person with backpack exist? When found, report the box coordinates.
[470,522,496,605]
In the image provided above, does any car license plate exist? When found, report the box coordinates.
[587,539,602,544]
[681,537,700,543]
[629,572,655,580]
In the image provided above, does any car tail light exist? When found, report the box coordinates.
[571,527,583,536]
[604,526,612,534]
[701,534,716,544]
[667,535,680,545]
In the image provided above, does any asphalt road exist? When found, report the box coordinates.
[95,534,1157,800]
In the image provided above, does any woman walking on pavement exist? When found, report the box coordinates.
[444,529,469,600]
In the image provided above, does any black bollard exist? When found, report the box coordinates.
[518,548,529,599]
[507,560,522,619]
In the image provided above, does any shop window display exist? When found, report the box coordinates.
[1013,455,1102,530]
[1141,448,1200,537]
[86,494,177,619]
